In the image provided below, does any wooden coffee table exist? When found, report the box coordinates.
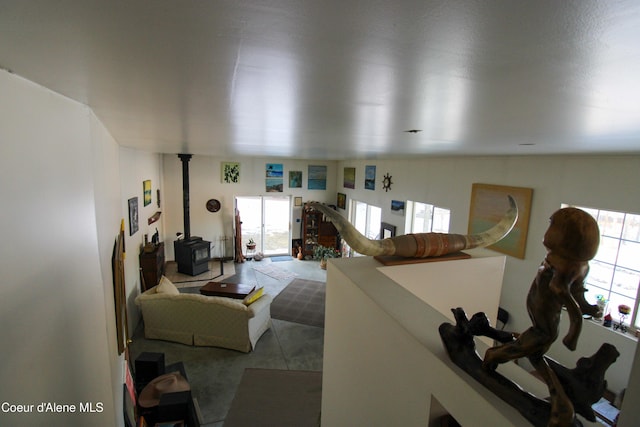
[199,282,255,299]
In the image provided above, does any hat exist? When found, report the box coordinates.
[138,371,191,408]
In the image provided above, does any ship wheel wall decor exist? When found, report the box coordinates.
[382,173,393,192]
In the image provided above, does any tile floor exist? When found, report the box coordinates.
[129,257,327,427]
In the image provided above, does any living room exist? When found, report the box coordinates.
[2,2,640,426]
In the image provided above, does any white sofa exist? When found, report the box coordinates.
[135,277,272,353]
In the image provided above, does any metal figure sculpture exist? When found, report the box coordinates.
[440,207,619,427]
[309,195,517,258]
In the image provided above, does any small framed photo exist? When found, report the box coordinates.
[337,193,346,210]
[294,196,303,207]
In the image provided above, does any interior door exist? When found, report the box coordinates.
[236,196,291,256]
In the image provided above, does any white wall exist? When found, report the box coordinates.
[336,156,640,394]
[0,69,163,427]
[161,155,337,260]
[119,148,164,331]
[323,257,554,426]
[0,71,119,425]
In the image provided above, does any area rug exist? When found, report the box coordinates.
[252,262,298,281]
[270,255,293,262]
[271,279,325,328]
[224,368,322,427]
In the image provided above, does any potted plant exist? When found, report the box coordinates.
[246,238,256,250]
[313,245,340,269]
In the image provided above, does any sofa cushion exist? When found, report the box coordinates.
[243,287,264,306]
[156,275,179,295]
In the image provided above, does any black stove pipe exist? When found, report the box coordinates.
[178,154,192,239]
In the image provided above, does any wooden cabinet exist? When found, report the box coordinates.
[301,204,339,259]
[139,242,165,291]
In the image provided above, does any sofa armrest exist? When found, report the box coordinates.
[246,294,272,318]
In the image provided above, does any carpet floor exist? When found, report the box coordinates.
[270,278,326,328]
[224,368,322,427]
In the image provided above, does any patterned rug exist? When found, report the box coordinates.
[271,278,325,328]
[252,262,298,281]
[224,368,322,427]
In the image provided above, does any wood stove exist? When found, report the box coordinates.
[175,154,211,276]
[174,236,210,276]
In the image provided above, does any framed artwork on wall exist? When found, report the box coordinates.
[308,165,327,190]
[128,197,139,236]
[222,162,240,183]
[143,180,152,206]
[266,163,283,177]
[364,165,376,190]
[468,183,533,259]
[337,192,346,209]
[289,171,302,188]
[343,167,356,189]
[266,163,284,192]
[294,196,303,207]
[391,200,405,215]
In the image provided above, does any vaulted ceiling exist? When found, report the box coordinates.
[2,1,640,159]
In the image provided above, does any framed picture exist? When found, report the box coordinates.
[266,178,283,192]
[381,222,396,239]
[128,197,139,236]
[343,167,356,189]
[143,180,152,206]
[294,196,303,207]
[337,192,346,210]
[468,183,533,259]
[266,163,283,177]
[391,200,405,215]
[308,165,327,190]
[222,162,240,183]
[289,171,302,188]
[364,165,376,190]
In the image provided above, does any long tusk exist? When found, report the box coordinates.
[309,196,518,258]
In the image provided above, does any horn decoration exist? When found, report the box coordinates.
[309,195,518,258]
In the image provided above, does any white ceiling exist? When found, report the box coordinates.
[2,1,640,159]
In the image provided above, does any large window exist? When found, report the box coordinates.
[565,204,640,332]
[349,200,381,256]
[405,201,450,233]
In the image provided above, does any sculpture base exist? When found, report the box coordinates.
[440,308,619,427]
[374,251,470,266]
[439,321,557,427]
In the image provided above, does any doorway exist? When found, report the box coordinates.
[236,196,292,256]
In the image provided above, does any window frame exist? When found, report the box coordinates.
[405,200,451,234]
[348,200,382,256]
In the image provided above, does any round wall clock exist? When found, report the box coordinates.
[382,173,393,192]
[206,198,221,212]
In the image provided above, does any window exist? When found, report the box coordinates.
[405,201,450,233]
[348,200,381,256]
[564,204,640,332]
